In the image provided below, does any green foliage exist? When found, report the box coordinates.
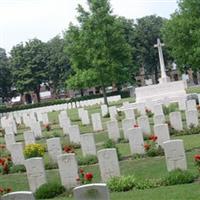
[103,139,122,160]
[170,125,200,136]
[45,162,58,170]
[134,179,161,190]
[108,175,136,192]
[163,103,178,115]
[35,182,65,199]
[162,0,200,72]
[78,155,98,166]
[162,169,197,186]
[9,165,26,174]
[0,48,13,102]
[65,0,133,104]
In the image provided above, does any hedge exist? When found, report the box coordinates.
[0,90,130,113]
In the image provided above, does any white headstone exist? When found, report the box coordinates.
[108,106,117,121]
[106,121,120,142]
[163,139,187,171]
[128,128,145,155]
[9,143,25,165]
[178,98,186,111]
[137,115,151,136]
[101,105,108,117]
[185,110,198,128]
[186,99,197,111]
[124,109,135,120]
[41,113,49,125]
[24,131,36,145]
[81,110,90,125]
[68,125,81,144]
[91,113,103,132]
[57,153,78,189]
[4,133,16,151]
[47,137,62,162]
[136,103,146,115]
[122,118,135,139]
[153,104,164,115]
[169,112,183,131]
[80,133,96,156]
[31,122,42,138]
[153,114,165,125]
[97,148,120,182]
[1,191,35,200]
[25,158,47,192]
[73,183,110,200]
[154,124,170,147]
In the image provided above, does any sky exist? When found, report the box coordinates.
[0,0,178,53]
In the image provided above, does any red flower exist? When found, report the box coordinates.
[0,158,5,165]
[0,188,4,193]
[194,154,200,161]
[85,173,93,181]
[6,188,12,193]
[134,124,139,128]
[144,144,150,150]
[63,146,75,153]
[149,135,158,142]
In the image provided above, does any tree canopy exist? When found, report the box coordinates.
[65,0,133,104]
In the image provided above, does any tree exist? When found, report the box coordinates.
[10,39,48,103]
[64,0,133,105]
[163,0,200,73]
[133,15,170,83]
[0,48,13,102]
[46,36,71,98]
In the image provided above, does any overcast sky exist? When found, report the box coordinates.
[0,0,178,53]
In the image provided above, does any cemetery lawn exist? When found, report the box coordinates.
[1,96,200,200]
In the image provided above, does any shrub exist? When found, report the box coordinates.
[144,135,164,157]
[35,182,65,199]
[145,109,154,118]
[24,144,45,159]
[0,157,12,174]
[170,126,200,136]
[44,124,51,132]
[135,179,161,190]
[108,175,136,192]
[9,165,26,173]
[163,103,178,115]
[162,169,197,186]
[103,139,122,160]
[0,187,12,195]
[78,155,98,166]
[45,162,58,170]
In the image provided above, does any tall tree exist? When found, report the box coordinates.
[0,48,13,102]
[163,0,200,72]
[10,39,47,102]
[46,36,71,98]
[133,15,170,83]
[64,0,133,105]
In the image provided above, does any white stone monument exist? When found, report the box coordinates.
[80,133,96,156]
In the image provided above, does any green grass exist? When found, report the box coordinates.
[1,96,200,200]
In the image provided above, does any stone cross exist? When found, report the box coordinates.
[154,38,169,83]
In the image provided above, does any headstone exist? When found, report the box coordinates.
[4,126,15,135]
[41,113,49,125]
[4,133,16,151]
[185,110,198,128]
[31,122,42,138]
[24,130,36,145]
[57,153,78,189]
[108,106,117,121]
[47,137,62,162]
[163,139,187,171]
[186,99,197,111]
[91,113,103,131]
[1,191,35,200]
[106,121,120,142]
[178,98,186,111]
[80,133,96,156]
[169,112,183,131]
[73,183,110,200]
[154,124,170,147]
[137,115,151,136]
[122,118,135,139]
[153,114,165,125]
[153,104,164,115]
[136,103,146,115]
[128,128,145,155]
[124,109,135,120]
[97,148,120,182]
[81,110,90,125]
[9,143,25,165]
[78,108,85,119]
[25,158,47,192]
[101,105,108,117]
[68,125,81,144]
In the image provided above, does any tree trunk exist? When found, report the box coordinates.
[155,65,159,84]
[35,85,41,103]
[102,85,108,106]
[80,89,84,96]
